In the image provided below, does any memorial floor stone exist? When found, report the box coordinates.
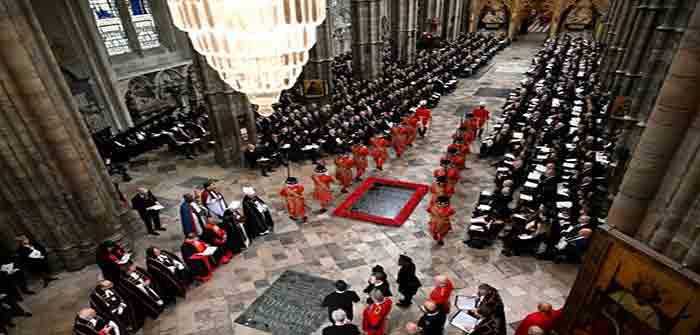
[474,87,513,98]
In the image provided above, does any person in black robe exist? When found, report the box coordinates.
[0,255,33,299]
[15,235,57,288]
[180,233,216,283]
[89,280,143,332]
[0,299,14,335]
[363,271,392,304]
[73,308,122,335]
[418,300,447,335]
[396,255,422,307]
[221,202,250,254]
[145,247,188,303]
[321,280,361,322]
[241,186,274,238]
[115,264,163,319]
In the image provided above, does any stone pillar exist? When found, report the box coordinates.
[607,3,700,238]
[351,0,383,81]
[149,0,179,52]
[306,5,335,94]
[390,0,418,64]
[0,0,134,271]
[54,0,134,131]
[548,0,565,38]
[460,0,471,33]
[468,0,481,32]
[194,54,243,167]
[115,0,142,55]
[507,0,522,39]
[419,0,444,35]
[601,0,638,88]
[442,0,464,40]
[609,1,646,96]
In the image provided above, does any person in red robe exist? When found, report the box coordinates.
[448,137,470,159]
[370,135,390,171]
[445,147,466,170]
[201,218,233,265]
[473,102,490,138]
[434,159,461,187]
[351,142,370,181]
[430,176,455,207]
[390,124,407,158]
[415,100,432,138]
[180,233,215,282]
[312,164,335,213]
[463,113,480,142]
[335,153,355,193]
[279,177,307,222]
[429,274,454,313]
[427,196,455,246]
[514,303,562,335]
[362,289,393,335]
[403,115,419,147]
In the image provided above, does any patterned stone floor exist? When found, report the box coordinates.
[12,34,579,335]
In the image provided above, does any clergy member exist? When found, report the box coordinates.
[15,235,57,288]
[145,247,188,302]
[279,177,307,223]
[116,264,164,319]
[429,275,454,313]
[73,308,122,335]
[396,254,421,307]
[89,280,142,332]
[201,180,227,219]
[242,186,274,238]
[322,309,361,335]
[179,193,205,237]
[180,233,215,282]
[417,300,447,335]
[312,164,336,213]
[202,218,234,264]
[220,202,250,253]
[514,303,562,335]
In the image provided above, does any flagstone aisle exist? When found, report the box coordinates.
[15,35,577,335]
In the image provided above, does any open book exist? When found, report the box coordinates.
[197,246,218,256]
[450,310,479,333]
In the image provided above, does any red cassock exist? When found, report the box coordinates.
[183,239,215,282]
[427,205,455,243]
[335,156,355,189]
[280,184,306,219]
[312,174,334,208]
[362,299,393,335]
[391,126,407,157]
[473,107,490,128]
[203,224,233,264]
[370,137,390,169]
[352,145,370,178]
[515,309,562,335]
[430,183,455,206]
[405,116,419,145]
[415,107,432,127]
[448,154,466,170]
[448,143,470,157]
[429,278,454,313]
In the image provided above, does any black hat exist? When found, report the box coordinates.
[440,159,451,167]
[285,177,298,185]
[447,147,458,154]
[436,175,448,183]
[454,137,464,143]
[314,164,328,173]
[436,196,450,206]
[465,112,474,118]
[458,126,467,131]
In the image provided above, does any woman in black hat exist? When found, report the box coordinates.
[396,255,422,307]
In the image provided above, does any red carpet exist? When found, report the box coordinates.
[333,177,429,227]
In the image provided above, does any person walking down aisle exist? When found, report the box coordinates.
[362,289,392,335]
[322,280,361,322]
[396,255,421,307]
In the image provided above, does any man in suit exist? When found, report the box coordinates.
[131,188,165,236]
[418,300,447,335]
[321,280,361,322]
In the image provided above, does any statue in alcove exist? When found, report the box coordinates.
[481,1,507,29]
[564,0,595,29]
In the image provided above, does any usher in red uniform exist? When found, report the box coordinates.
[390,125,407,158]
[433,166,461,187]
[335,155,355,191]
[427,203,455,244]
[429,278,455,313]
[362,298,393,335]
[430,182,455,207]
[415,106,432,127]
[473,106,490,129]
[445,153,466,170]
[404,116,419,145]
[312,173,334,210]
[279,183,306,220]
[370,136,390,170]
[352,144,370,179]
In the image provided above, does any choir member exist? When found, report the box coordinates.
[279,177,307,223]
[202,218,234,264]
[116,264,163,319]
[73,308,122,335]
[417,300,447,335]
[396,254,421,307]
[429,275,454,314]
[179,193,205,237]
[180,233,215,282]
[334,152,355,193]
[427,196,456,246]
[130,187,164,236]
[201,181,227,219]
[370,135,390,171]
[242,186,274,238]
[15,235,57,288]
[220,202,250,253]
[351,141,370,181]
[89,280,142,332]
[321,280,361,322]
[95,240,128,283]
[312,164,336,213]
[145,247,189,301]
[322,309,361,335]
[361,289,393,335]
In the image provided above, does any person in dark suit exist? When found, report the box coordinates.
[321,280,360,322]
[131,187,165,236]
[418,300,447,335]
[396,255,421,307]
[363,271,392,304]
[15,235,57,288]
[322,309,361,335]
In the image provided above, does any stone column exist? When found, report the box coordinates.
[460,0,471,33]
[194,54,243,167]
[442,0,464,40]
[468,0,481,33]
[609,1,646,96]
[306,5,335,94]
[419,0,445,35]
[607,3,700,237]
[149,0,179,52]
[548,0,565,38]
[390,0,418,64]
[602,0,639,88]
[507,0,522,39]
[0,0,134,271]
[351,0,383,81]
[54,0,134,131]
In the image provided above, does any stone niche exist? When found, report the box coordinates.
[557,226,700,335]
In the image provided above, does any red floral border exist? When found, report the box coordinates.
[333,177,429,227]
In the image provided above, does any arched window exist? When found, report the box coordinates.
[89,0,131,55]
[127,0,161,50]
[89,0,160,56]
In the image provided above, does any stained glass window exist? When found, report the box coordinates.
[127,0,161,50]
[89,0,131,56]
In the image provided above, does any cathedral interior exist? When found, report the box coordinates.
[0,0,699,335]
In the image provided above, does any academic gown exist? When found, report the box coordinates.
[221,209,250,254]
[180,239,216,282]
[115,268,164,319]
[146,251,189,302]
[179,201,204,237]
[73,316,122,335]
[201,224,233,264]
[242,195,274,238]
[89,287,143,332]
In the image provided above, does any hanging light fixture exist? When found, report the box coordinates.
[167,0,327,116]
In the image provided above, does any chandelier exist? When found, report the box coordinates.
[167,0,327,116]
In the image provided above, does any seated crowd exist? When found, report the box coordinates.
[463,35,614,264]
